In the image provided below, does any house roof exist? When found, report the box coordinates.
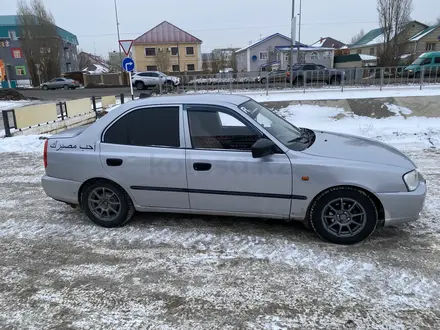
[235,33,298,53]
[0,15,78,45]
[409,23,440,41]
[350,28,384,48]
[275,46,334,52]
[134,21,202,44]
[311,37,346,49]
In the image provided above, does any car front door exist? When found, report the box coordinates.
[183,104,292,218]
[100,104,190,210]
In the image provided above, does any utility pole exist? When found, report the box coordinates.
[297,0,302,61]
[290,0,297,84]
[114,0,123,67]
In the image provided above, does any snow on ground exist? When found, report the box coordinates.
[0,100,36,111]
[277,104,440,150]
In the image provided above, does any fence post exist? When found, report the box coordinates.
[341,71,345,92]
[303,71,306,93]
[120,93,125,104]
[159,78,162,95]
[380,68,384,91]
[266,75,269,96]
[91,96,98,119]
[2,111,12,137]
[229,79,232,94]
[420,67,424,90]
[59,102,64,121]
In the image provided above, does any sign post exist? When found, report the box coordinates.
[122,57,135,100]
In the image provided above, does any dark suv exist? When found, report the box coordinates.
[289,63,345,85]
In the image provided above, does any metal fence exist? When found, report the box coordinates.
[151,66,440,95]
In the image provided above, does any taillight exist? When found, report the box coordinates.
[43,139,48,168]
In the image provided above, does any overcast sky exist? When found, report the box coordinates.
[3,0,438,58]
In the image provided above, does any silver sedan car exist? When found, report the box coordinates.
[41,94,427,245]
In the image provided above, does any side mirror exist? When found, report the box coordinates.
[251,138,276,158]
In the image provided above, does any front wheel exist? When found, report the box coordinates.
[136,81,145,90]
[81,181,135,228]
[42,85,48,90]
[309,187,378,245]
[330,76,341,85]
[260,77,267,85]
[63,84,69,90]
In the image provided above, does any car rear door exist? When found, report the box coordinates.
[302,65,316,82]
[183,104,292,218]
[100,104,190,210]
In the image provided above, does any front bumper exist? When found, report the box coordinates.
[42,175,81,205]
[377,182,427,226]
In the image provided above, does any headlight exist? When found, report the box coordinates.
[403,169,420,191]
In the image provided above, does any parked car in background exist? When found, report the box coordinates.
[131,71,181,90]
[403,52,440,78]
[288,63,345,85]
[258,70,290,84]
[41,78,81,90]
[41,94,426,245]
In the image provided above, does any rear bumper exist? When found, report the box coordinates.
[41,175,81,205]
[377,182,427,227]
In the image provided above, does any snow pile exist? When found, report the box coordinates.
[0,100,36,111]
[278,104,440,150]
[0,135,48,153]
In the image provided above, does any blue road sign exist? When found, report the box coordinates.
[122,57,135,72]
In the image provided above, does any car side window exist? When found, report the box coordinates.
[57,78,65,81]
[104,107,180,148]
[303,65,315,71]
[435,57,440,64]
[187,106,260,151]
[150,72,159,77]
[422,58,432,65]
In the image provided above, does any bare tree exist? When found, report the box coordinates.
[78,51,92,70]
[17,0,61,86]
[377,0,413,66]
[202,53,210,72]
[155,49,171,72]
[351,29,365,44]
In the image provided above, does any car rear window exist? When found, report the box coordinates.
[104,107,180,148]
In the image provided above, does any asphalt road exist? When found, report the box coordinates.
[1,148,440,329]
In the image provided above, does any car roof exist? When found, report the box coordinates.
[128,93,252,106]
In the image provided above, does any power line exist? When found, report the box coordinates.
[76,21,378,38]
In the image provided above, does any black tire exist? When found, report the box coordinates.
[136,81,145,90]
[42,85,48,90]
[330,75,341,85]
[415,72,421,79]
[63,84,69,90]
[81,180,135,228]
[293,76,303,86]
[260,77,267,85]
[309,186,378,245]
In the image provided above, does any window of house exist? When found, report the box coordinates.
[186,47,194,55]
[259,51,268,60]
[310,52,319,61]
[15,66,26,75]
[145,48,156,56]
[11,48,22,59]
[171,47,179,56]
[103,107,180,148]
[357,49,362,54]
[426,43,436,51]
[187,106,260,151]
[172,65,180,72]
[146,66,158,71]
[187,64,195,71]
[369,48,375,56]
[8,30,17,41]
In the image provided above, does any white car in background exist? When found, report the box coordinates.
[131,71,181,90]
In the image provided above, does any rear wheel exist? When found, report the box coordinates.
[309,187,378,245]
[330,75,341,85]
[81,180,135,228]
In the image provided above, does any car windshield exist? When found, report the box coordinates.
[238,100,302,145]
[411,58,424,65]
